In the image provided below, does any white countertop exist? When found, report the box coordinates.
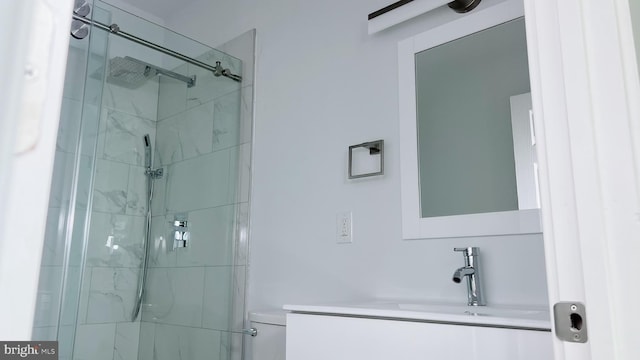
[283,301,551,330]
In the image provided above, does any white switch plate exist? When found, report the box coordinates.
[336,211,353,244]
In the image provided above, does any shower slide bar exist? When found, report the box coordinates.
[71,14,242,83]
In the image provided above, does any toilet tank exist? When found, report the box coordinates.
[249,310,287,360]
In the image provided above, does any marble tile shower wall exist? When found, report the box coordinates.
[138,31,254,360]
[71,71,161,360]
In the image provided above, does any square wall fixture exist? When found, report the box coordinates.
[348,140,384,179]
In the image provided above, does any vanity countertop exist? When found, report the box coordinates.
[283,301,551,330]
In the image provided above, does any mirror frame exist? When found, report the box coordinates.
[398,0,541,239]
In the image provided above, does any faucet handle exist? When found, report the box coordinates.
[454,247,479,256]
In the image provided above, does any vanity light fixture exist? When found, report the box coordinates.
[367,0,482,34]
[448,0,482,13]
[348,140,384,179]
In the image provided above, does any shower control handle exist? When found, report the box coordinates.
[173,230,189,249]
[171,218,189,250]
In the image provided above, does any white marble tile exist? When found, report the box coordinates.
[150,324,221,360]
[150,166,167,215]
[226,146,241,206]
[86,267,139,323]
[33,266,63,327]
[83,56,107,108]
[114,322,140,360]
[48,153,92,211]
[226,147,241,205]
[79,104,101,157]
[93,159,129,214]
[103,109,156,166]
[59,266,87,326]
[103,76,159,120]
[219,332,243,360]
[219,331,231,360]
[148,215,175,268]
[94,107,109,159]
[126,165,149,216]
[164,150,231,213]
[229,266,246,334]
[76,266,93,325]
[156,102,214,166]
[136,322,156,360]
[212,90,241,152]
[202,266,233,331]
[239,85,254,145]
[57,98,83,153]
[57,324,76,360]
[234,143,252,204]
[176,206,234,267]
[73,323,116,360]
[86,212,145,268]
[157,63,188,120]
[186,65,215,109]
[142,267,204,327]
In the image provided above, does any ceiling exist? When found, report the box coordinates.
[105,0,194,21]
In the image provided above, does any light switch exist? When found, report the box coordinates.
[336,211,352,244]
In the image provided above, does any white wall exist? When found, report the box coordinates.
[164,0,549,311]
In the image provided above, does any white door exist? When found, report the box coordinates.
[524,0,640,359]
[0,0,74,339]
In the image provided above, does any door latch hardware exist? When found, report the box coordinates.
[553,302,588,343]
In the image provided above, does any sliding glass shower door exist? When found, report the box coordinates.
[32,2,248,360]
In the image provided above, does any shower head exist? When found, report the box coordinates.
[108,56,196,89]
[143,134,152,168]
[108,56,156,89]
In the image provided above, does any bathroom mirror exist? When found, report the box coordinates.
[398,0,541,239]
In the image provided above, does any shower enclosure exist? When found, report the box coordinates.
[31,2,251,360]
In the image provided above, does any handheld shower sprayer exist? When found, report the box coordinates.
[143,134,152,168]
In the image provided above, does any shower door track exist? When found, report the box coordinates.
[71,14,242,82]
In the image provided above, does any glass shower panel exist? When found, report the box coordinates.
[31,5,109,360]
[119,6,245,359]
[56,14,109,359]
[70,7,164,359]
[69,2,243,360]
[34,1,245,358]
[31,39,88,344]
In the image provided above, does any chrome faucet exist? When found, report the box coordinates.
[452,247,486,306]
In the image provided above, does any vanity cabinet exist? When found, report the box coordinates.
[286,313,553,360]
